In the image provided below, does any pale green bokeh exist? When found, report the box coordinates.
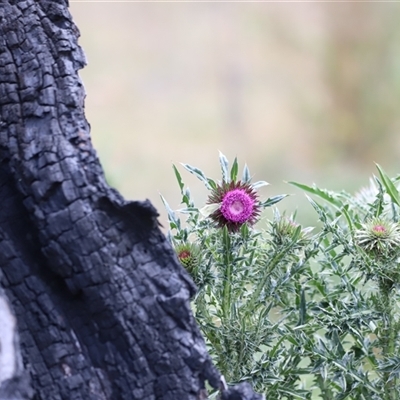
[69,2,400,228]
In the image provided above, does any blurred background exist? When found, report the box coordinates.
[70,1,400,227]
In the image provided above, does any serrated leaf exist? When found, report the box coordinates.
[291,225,302,244]
[252,180,269,189]
[160,194,180,230]
[219,151,229,183]
[288,181,343,209]
[260,194,288,208]
[376,163,400,207]
[242,164,251,183]
[207,178,217,190]
[181,163,212,189]
[178,207,199,214]
[182,187,191,207]
[306,195,327,222]
[172,164,184,192]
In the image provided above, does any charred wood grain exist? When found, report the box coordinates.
[0,1,263,399]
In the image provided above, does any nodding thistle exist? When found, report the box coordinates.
[207,181,260,232]
[175,243,200,273]
[271,211,312,248]
[274,215,299,242]
[354,218,400,256]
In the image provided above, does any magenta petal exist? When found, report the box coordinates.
[207,181,260,232]
[220,189,254,223]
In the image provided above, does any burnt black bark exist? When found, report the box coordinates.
[0,1,263,399]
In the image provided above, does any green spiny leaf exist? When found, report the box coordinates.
[261,194,288,208]
[207,178,217,190]
[288,181,343,209]
[160,194,180,230]
[376,163,400,207]
[173,164,184,192]
[230,156,238,182]
[181,163,212,189]
[252,180,269,189]
[219,151,230,183]
[242,164,251,183]
[306,195,328,222]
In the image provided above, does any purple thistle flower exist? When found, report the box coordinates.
[207,181,260,232]
[220,189,255,223]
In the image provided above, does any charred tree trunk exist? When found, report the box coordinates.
[0,1,262,399]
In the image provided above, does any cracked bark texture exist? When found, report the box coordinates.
[0,1,263,400]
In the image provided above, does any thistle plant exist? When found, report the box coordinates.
[289,164,400,400]
[163,155,400,400]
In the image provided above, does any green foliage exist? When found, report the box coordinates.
[163,154,400,399]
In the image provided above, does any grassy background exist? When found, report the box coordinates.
[69,1,400,228]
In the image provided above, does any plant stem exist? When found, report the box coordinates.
[221,226,232,321]
[245,244,292,319]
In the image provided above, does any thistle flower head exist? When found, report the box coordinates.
[272,212,312,247]
[175,243,200,273]
[354,218,400,255]
[207,181,260,232]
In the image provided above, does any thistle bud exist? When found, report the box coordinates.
[175,243,200,273]
[354,218,400,255]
